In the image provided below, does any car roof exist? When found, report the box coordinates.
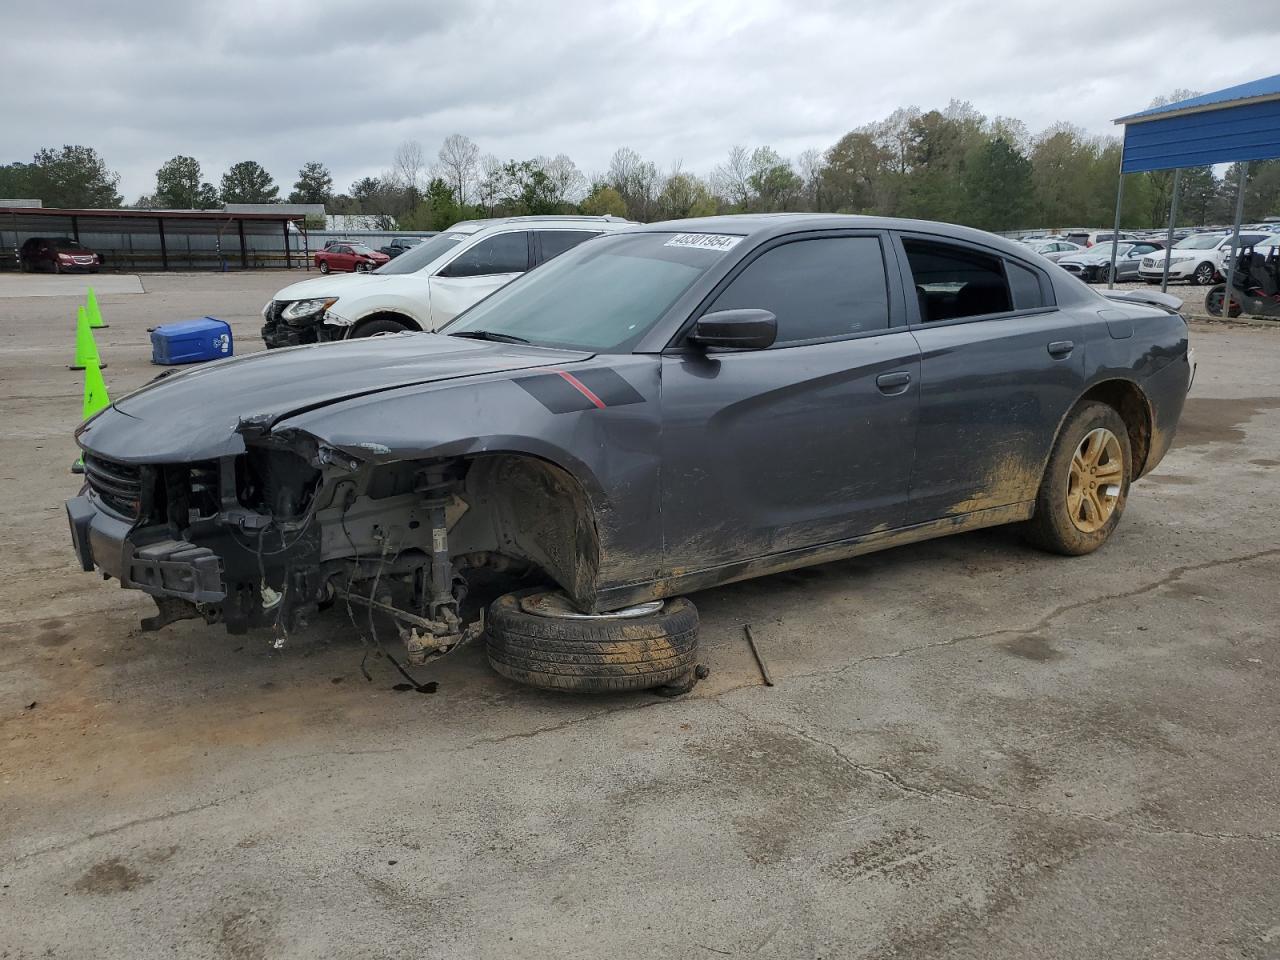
[627,213,1041,259]
[446,215,635,234]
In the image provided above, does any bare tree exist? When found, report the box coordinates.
[437,134,480,206]
[393,140,427,195]
[795,147,823,211]
[540,153,587,207]
[607,146,659,220]
[476,153,503,216]
[712,145,753,210]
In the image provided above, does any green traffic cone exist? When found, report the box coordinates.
[82,359,110,420]
[69,306,106,371]
[86,286,108,329]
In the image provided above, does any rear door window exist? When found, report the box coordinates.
[439,232,531,277]
[536,230,601,265]
[902,239,1013,322]
[706,236,890,346]
[1005,260,1045,310]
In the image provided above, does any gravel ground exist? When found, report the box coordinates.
[2,272,1279,959]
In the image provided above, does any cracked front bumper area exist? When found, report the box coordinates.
[261,320,321,349]
[66,494,227,604]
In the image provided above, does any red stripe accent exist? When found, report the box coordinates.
[554,370,606,409]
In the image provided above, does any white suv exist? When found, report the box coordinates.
[261,215,633,347]
[1137,232,1270,286]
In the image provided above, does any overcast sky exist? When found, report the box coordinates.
[8,0,1280,200]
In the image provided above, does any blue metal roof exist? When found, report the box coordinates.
[1116,74,1280,124]
[1116,74,1280,173]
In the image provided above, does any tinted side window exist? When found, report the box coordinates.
[903,239,1012,322]
[537,230,600,264]
[1006,261,1044,310]
[708,237,890,345]
[441,232,530,277]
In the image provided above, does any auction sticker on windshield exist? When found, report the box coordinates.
[664,233,743,251]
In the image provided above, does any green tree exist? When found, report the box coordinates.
[289,161,333,204]
[822,130,891,213]
[580,185,628,217]
[492,160,560,215]
[1029,124,1097,226]
[26,145,122,207]
[899,110,975,221]
[657,172,717,219]
[1179,166,1218,226]
[960,137,1033,231]
[219,161,278,203]
[406,177,461,230]
[746,147,802,212]
[0,162,35,199]
[153,155,219,209]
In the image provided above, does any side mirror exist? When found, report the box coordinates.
[689,308,777,350]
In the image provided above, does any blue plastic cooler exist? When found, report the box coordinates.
[150,317,233,365]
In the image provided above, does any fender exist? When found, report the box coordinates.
[275,356,665,592]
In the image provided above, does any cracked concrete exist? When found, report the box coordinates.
[2,274,1280,959]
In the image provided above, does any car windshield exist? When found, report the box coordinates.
[375,232,469,274]
[443,232,734,353]
[1080,243,1124,257]
[52,238,84,250]
[1175,234,1225,250]
[349,243,376,255]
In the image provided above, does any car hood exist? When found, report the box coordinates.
[271,271,405,302]
[78,334,592,462]
[1061,252,1121,265]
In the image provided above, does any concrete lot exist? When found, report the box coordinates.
[2,271,1279,959]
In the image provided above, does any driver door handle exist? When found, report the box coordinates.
[876,371,912,395]
[1047,340,1075,359]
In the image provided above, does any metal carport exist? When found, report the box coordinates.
[1111,74,1280,300]
[0,206,309,272]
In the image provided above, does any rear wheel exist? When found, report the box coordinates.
[1205,284,1242,318]
[1024,402,1132,556]
[318,260,330,274]
[1193,261,1216,285]
[485,590,700,693]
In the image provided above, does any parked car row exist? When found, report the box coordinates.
[267,215,634,347]
[1057,240,1166,283]
[1022,227,1280,286]
[1139,231,1271,285]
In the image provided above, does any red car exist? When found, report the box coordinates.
[314,241,389,274]
[20,237,102,273]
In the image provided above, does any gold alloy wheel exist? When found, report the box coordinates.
[1067,427,1124,533]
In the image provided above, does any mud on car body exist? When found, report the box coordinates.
[68,215,1194,693]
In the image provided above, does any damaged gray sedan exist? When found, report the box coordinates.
[67,215,1193,693]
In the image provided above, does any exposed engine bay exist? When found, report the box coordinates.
[69,419,599,669]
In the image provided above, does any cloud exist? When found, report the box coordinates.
[6,0,1278,200]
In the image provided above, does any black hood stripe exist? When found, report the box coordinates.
[516,368,645,414]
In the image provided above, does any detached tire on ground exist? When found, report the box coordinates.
[485,590,699,693]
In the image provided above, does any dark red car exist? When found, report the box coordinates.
[20,237,101,273]
[314,241,389,274]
